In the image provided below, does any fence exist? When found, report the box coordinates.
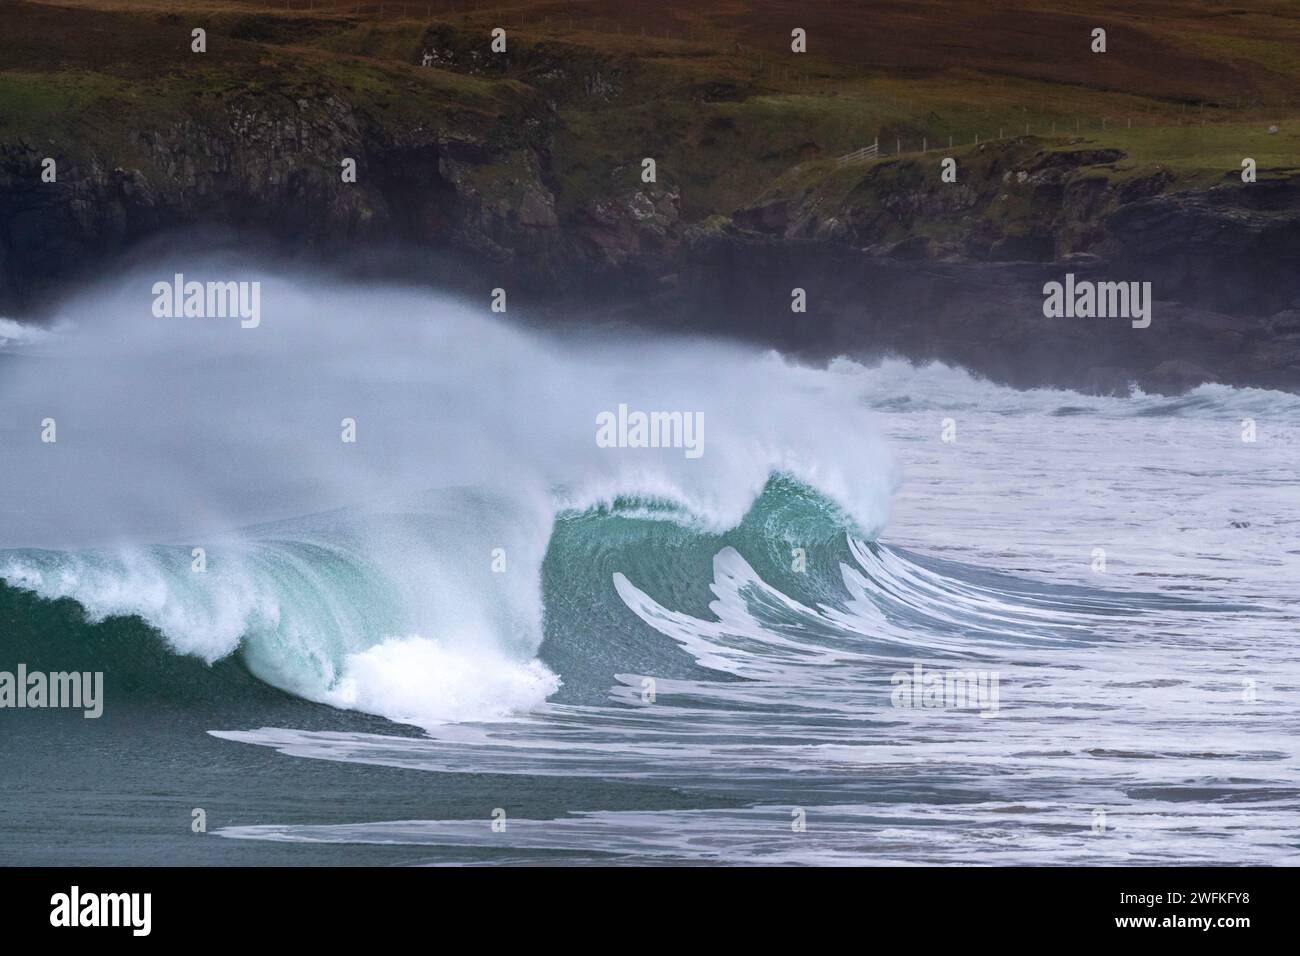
[834,143,878,166]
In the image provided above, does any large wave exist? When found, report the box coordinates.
[0,264,897,724]
[2,264,1295,729]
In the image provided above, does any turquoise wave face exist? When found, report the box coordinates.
[0,473,1217,719]
[0,579,281,706]
[541,475,864,703]
[0,475,859,711]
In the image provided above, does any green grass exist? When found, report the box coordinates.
[1074,123,1300,184]
[3,0,1297,229]
[0,70,198,170]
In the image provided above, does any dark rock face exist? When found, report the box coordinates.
[1143,359,1218,394]
[666,145,1300,394]
[0,88,562,310]
[1100,182,1300,317]
[0,54,685,314]
[669,220,1300,395]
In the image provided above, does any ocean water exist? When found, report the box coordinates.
[1,270,1297,866]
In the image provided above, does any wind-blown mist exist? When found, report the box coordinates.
[0,264,896,723]
[4,264,1300,865]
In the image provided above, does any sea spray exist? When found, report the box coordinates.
[0,263,897,723]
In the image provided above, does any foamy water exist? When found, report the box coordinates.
[2,273,1297,865]
[216,352,1300,864]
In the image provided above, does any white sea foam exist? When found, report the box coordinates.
[0,317,57,351]
[0,265,897,723]
[323,635,561,727]
[196,304,1300,865]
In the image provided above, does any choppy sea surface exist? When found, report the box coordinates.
[1,273,1297,865]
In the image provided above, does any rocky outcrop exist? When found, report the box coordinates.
[0,80,557,309]
[0,71,691,314]
[681,143,1300,393]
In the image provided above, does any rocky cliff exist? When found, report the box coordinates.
[1,3,1298,393]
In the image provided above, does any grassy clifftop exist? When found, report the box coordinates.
[4,0,1298,203]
